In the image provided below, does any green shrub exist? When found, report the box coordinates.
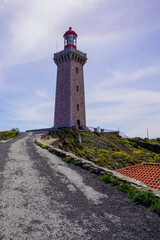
[34,139,47,149]
[150,200,160,214]
[111,177,120,186]
[65,156,72,162]
[101,173,159,215]
[42,144,47,149]
[94,132,101,137]
[117,182,129,192]
[132,191,157,207]
[144,138,149,142]
[81,132,86,137]
[65,156,79,166]
[156,138,160,144]
[102,174,112,183]
[60,127,69,134]
[72,160,79,166]
[49,148,55,153]
[132,142,138,148]
[117,182,139,198]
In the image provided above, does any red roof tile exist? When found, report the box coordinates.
[116,163,160,190]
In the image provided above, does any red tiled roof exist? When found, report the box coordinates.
[116,163,160,190]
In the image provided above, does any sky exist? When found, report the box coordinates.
[0,0,160,138]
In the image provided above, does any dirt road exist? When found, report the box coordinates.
[0,133,159,239]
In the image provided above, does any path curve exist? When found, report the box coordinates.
[0,133,159,239]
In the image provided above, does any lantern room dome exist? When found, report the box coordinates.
[63,27,78,50]
[63,27,78,37]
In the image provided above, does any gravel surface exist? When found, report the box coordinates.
[0,133,160,240]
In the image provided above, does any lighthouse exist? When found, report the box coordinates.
[54,27,87,129]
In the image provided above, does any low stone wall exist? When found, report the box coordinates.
[26,128,50,133]
[36,138,160,198]
[104,131,119,137]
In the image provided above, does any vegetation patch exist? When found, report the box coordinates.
[49,148,55,153]
[75,144,141,169]
[41,135,56,140]
[46,129,160,170]
[101,173,160,215]
[0,129,19,141]
[58,127,69,134]
[34,139,47,149]
[65,156,79,166]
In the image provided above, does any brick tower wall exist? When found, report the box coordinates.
[71,60,86,126]
[54,61,71,127]
[54,47,87,128]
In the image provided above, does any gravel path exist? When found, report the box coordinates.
[0,133,160,240]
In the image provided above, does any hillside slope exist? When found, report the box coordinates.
[47,128,160,170]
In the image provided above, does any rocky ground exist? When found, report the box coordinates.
[0,133,160,240]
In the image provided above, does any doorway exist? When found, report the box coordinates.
[77,119,81,129]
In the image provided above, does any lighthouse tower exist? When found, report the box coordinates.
[54,27,87,129]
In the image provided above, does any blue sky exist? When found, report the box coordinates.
[0,0,160,138]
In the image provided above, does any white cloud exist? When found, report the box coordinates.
[86,100,160,138]
[132,66,160,80]
[10,100,53,122]
[0,0,100,66]
[86,86,160,138]
[86,87,160,105]
[0,0,10,8]
[35,89,50,100]
[99,64,160,88]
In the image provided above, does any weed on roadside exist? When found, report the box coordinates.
[101,173,160,215]
[34,139,47,149]
[49,148,55,153]
[65,156,79,166]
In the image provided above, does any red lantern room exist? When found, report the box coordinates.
[63,27,78,50]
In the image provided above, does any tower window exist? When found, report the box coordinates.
[76,85,79,92]
[76,67,78,74]
[77,104,79,111]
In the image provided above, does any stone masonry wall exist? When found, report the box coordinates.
[54,47,87,128]
[71,60,86,127]
[54,61,71,127]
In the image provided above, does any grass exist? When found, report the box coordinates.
[65,156,79,166]
[34,139,47,149]
[43,129,160,170]
[0,130,19,141]
[75,144,141,169]
[49,148,55,153]
[75,132,160,169]
[117,136,160,162]
[101,173,160,215]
